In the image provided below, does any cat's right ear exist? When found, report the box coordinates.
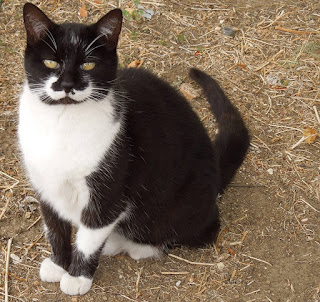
[96,9,123,51]
[23,3,54,45]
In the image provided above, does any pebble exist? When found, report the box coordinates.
[10,253,22,264]
[176,280,181,287]
[217,262,225,271]
[267,168,274,175]
[222,26,236,37]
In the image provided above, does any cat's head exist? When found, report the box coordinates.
[23,3,122,105]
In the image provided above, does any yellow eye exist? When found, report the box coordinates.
[43,60,59,69]
[81,62,96,71]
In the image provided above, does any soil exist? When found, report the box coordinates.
[0,0,319,301]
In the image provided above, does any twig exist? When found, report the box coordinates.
[253,49,284,71]
[245,289,261,295]
[135,267,143,298]
[95,285,140,301]
[0,197,10,220]
[275,25,318,35]
[258,10,296,29]
[168,253,216,266]
[291,136,306,150]
[161,271,189,275]
[0,292,25,302]
[313,106,320,125]
[232,215,248,224]
[1,271,27,282]
[0,171,20,191]
[5,238,13,302]
[297,198,319,213]
[241,253,272,266]
[25,232,44,254]
[27,216,41,230]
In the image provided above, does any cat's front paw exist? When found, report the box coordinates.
[40,258,66,282]
[60,273,92,295]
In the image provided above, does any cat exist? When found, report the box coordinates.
[18,2,250,296]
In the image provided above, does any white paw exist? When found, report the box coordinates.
[60,273,92,296]
[128,245,161,260]
[40,258,66,283]
[102,232,161,260]
[102,232,125,256]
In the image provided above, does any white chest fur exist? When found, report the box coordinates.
[18,83,121,225]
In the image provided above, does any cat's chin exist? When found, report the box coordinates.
[46,97,85,105]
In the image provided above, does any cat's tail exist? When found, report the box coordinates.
[189,68,250,193]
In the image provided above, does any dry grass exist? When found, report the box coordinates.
[0,0,320,301]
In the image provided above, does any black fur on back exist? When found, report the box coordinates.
[84,67,250,248]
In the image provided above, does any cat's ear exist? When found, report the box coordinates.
[96,9,122,50]
[23,3,54,45]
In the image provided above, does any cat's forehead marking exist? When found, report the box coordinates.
[69,30,81,46]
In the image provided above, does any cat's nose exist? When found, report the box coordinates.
[60,79,74,94]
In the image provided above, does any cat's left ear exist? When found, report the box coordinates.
[96,9,122,50]
[23,3,55,45]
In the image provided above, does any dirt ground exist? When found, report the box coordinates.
[1,0,320,301]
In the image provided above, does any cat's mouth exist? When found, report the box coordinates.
[47,96,85,105]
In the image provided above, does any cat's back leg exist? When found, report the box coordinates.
[103,231,162,260]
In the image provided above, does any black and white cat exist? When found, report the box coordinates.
[18,3,250,296]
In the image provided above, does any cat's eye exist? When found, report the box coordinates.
[81,62,96,71]
[43,59,59,69]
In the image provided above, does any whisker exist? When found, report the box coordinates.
[41,38,56,54]
[45,29,57,51]
[85,44,106,56]
[85,33,104,55]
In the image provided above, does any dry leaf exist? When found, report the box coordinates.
[128,59,144,68]
[180,83,200,101]
[79,3,88,18]
[94,0,101,4]
[237,63,247,70]
[303,126,317,144]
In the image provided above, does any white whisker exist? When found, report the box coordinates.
[86,44,106,56]
[45,29,57,51]
[41,38,56,54]
[85,33,104,55]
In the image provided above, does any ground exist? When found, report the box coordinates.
[0,0,319,301]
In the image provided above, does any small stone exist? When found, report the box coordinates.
[10,253,22,264]
[217,262,225,271]
[176,280,181,287]
[267,168,274,175]
[222,26,236,37]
